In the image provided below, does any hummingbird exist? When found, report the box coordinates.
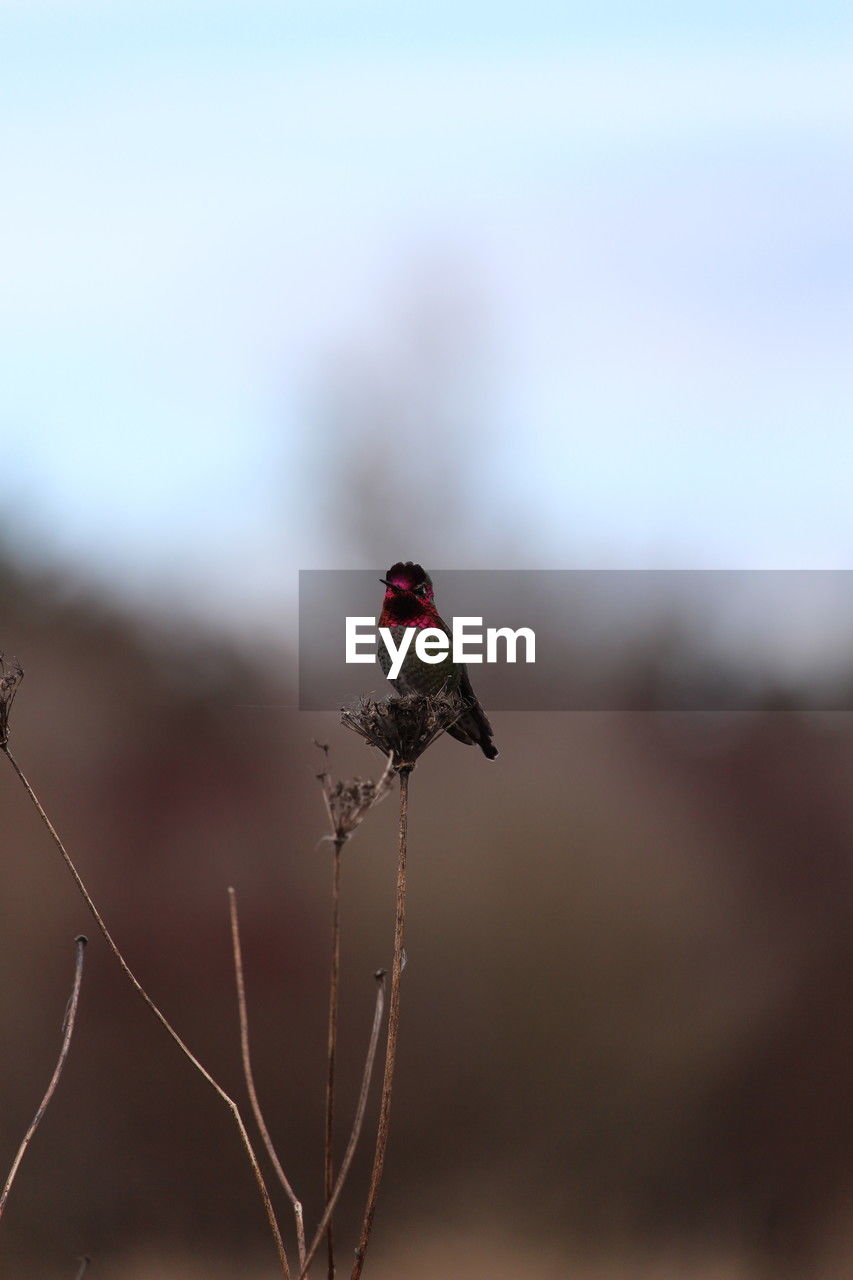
[377,561,498,760]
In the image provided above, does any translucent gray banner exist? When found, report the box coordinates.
[298,570,853,711]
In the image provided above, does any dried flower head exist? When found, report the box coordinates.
[341,691,464,772]
[316,743,394,845]
[0,655,24,748]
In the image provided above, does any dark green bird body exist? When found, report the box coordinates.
[377,622,463,697]
[378,562,498,760]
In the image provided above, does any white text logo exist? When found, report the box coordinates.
[345,617,536,680]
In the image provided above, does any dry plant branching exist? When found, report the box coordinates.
[229,886,307,1270]
[316,744,395,846]
[341,693,460,1279]
[315,743,393,1279]
[0,657,292,1280]
[0,935,87,1223]
[349,766,410,1280]
[341,691,463,773]
[299,970,386,1280]
[229,897,387,1280]
[0,655,23,749]
[1,649,458,1279]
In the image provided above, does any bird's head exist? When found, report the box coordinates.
[380,562,434,604]
[379,562,437,622]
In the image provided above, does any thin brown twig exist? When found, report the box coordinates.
[74,1257,91,1280]
[315,743,393,1280]
[228,886,306,1269]
[1,746,291,1280]
[351,768,410,1280]
[300,969,386,1280]
[0,936,87,1222]
[324,836,344,1280]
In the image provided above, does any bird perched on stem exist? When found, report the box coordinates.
[377,562,498,760]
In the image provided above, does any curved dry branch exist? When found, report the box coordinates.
[300,969,386,1280]
[2,746,290,1280]
[228,886,306,1268]
[0,936,87,1222]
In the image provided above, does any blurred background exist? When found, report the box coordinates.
[2,1,853,1276]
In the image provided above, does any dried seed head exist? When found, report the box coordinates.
[341,691,463,772]
[0,655,23,748]
[316,744,394,844]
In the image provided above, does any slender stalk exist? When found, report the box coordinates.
[74,1258,91,1280]
[324,837,344,1279]
[228,887,306,1268]
[300,970,386,1280]
[2,746,291,1280]
[0,936,87,1222]
[351,768,410,1280]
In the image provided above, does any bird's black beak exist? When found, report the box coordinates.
[380,578,403,593]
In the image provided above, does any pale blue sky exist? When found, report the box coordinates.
[2,1,852,636]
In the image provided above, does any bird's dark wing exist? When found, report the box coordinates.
[450,664,498,759]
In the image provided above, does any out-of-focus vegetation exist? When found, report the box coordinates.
[3,542,853,1279]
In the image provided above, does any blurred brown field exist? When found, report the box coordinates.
[3,547,853,1279]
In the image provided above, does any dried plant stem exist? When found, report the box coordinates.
[2,746,291,1280]
[228,886,306,1269]
[351,768,410,1280]
[300,970,386,1280]
[0,935,87,1222]
[74,1258,91,1280]
[324,837,344,1279]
